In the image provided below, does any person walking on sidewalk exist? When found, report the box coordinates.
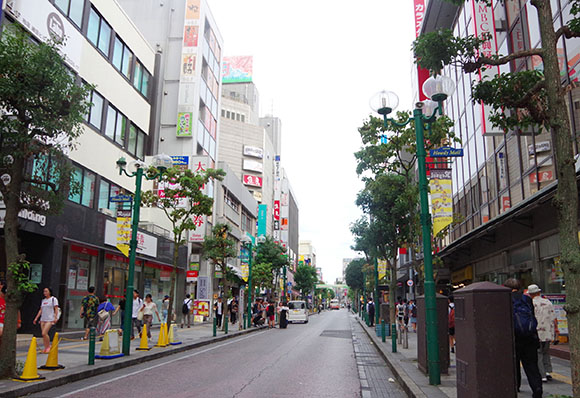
[181,294,193,328]
[409,300,418,332]
[528,284,559,382]
[231,298,238,324]
[368,298,375,327]
[141,294,161,339]
[132,290,143,339]
[97,297,118,338]
[33,287,59,353]
[214,297,224,328]
[80,286,99,340]
[162,295,170,323]
[448,296,456,353]
[396,297,406,329]
[266,301,276,329]
[504,278,543,398]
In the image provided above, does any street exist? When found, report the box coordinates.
[30,310,406,398]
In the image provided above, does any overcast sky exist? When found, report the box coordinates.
[210,0,416,283]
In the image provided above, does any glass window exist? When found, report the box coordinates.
[88,91,104,130]
[81,171,96,207]
[98,20,112,55]
[55,0,84,28]
[87,8,100,46]
[112,37,123,70]
[105,106,117,140]
[128,124,137,155]
[133,62,143,90]
[122,46,133,77]
[136,130,145,160]
[98,179,110,210]
[140,70,150,97]
[116,114,126,146]
[69,166,82,203]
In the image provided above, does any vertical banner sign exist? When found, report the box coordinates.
[472,0,503,135]
[378,259,387,280]
[240,246,249,282]
[196,276,209,300]
[430,169,453,236]
[257,204,267,237]
[189,156,209,242]
[116,210,132,257]
[273,200,280,220]
[413,0,429,101]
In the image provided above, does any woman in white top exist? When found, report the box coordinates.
[140,294,160,339]
[33,287,59,353]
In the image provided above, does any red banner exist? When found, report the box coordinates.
[274,200,280,220]
[243,174,263,187]
[413,0,429,101]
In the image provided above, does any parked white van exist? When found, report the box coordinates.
[287,300,309,323]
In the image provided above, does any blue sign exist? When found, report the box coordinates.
[257,204,268,237]
[110,194,133,203]
[429,146,464,157]
[171,156,189,166]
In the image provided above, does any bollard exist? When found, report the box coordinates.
[391,323,397,353]
[88,327,96,365]
[381,319,386,343]
[403,326,409,349]
[224,316,229,334]
[398,325,402,344]
[213,317,217,337]
[243,313,247,329]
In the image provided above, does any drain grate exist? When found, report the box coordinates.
[320,329,352,339]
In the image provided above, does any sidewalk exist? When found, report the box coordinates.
[353,314,573,398]
[0,321,265,398]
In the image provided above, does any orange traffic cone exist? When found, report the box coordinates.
[39,333,65,370]
[155,323,166,347]
[136,324,151,351]
[13,337,46,382]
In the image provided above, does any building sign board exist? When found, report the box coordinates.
[243,174,263,187]
[243,145,263,159]
[242,159,263,173]
[429,146,464,157]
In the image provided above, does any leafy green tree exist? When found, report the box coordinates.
[345,258,365,292]
[254,237,290,296]
[294,264,318,300]
[0,27,92,377]
[141,166,224,331]
[203,224,237,330]
[413,2,580,390]
[251,262,275,291]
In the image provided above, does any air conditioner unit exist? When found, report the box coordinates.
[99,208,114,217]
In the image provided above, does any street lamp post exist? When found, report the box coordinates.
[116,154,173,356]
[241,239,253,329]
[369,75,455,386]
[374,256,380,327]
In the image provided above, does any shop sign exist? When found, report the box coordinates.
[429,169,453,236]
[76,267,88,290]
[243,145,263,159]
[502,195,511,211]
[186,270,198,282]
[242,159,263,173]
[378,259,387,279]
[529,155,553,167]
[105,220,158,258]
[188,215,206,242]
[528,141,551,155]
[429,146,464,157]
[29,263,42,284]
[451,266,473,283]
[253,191,262,202]
[110,194,132,203]
[273,200,280,220]
[214,270,223,278]
[544,294,568,335]
[116,209,132,257]
[529,170,554,184]
[243,174,262,187]
[160,270,171,281]
[193,300,210,316]
[196,276,209,299]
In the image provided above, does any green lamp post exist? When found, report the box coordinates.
[241,237,253,329]
[116,153,173,356]
[374,256,380,327]
[369,74,456,386]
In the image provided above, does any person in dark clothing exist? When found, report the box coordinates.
[368,299,375,326]
[504,278,543,398]
[279,302,288,329]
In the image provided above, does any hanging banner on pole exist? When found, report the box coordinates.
[429,169,453,236]
[116,209,132,257]
[378,259,387,280]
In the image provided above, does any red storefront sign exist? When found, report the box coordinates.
[529,170,553,184]
[71,244,98,257]
[243,174,263,187]
[273,200,280,220]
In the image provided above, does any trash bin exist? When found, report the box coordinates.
[417,293,449,375]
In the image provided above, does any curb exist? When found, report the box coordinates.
[354,315,428,398]
[1,325,266,398]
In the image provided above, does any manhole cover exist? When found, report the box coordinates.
[320,330,352,339]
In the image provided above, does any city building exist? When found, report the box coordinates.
[300,241,317,269]
[417,0,573,339]
[117,0,224,307]
[0,0,187,331]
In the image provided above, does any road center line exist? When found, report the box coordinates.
[59,330,269,397]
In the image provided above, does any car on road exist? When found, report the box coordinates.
[330,299,340,310]
[287,300,309,323]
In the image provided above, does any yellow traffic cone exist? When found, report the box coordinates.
[155,323,166,347]
[163,323,170,346]
[39,333,65,370]
[136,324,151,351]
[168,323,182,345]
[13,337,46,382]
[95,329,124,359]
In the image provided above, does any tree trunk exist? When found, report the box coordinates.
[388,255,397,329]
[535,0,580,393]
[0,158,25,378]
[166,240,180,333]
[221,264,229,331]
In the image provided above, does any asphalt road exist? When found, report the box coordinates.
[30,309,405,398]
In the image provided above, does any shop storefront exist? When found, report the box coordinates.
[64,244,98,329]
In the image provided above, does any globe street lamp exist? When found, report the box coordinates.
[116,153,173,356]
[369,74,455,386]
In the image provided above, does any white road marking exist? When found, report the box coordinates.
[59,331,269,397]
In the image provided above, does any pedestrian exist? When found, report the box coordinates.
[231,298,238,324]
[504,278,542,398]
[118,298,126,330]
[279,301,289,329]
[162,295,170,323]
[80,286,99,340]
[252,298,264,326]
[403,299,410,327]
[97,297,118,338]
[528,284,559,382]
[141,294,161,339]
[396,297,406,329]
[409,300,418,332]
[181,294,193,328]
[368,298,375,326]
[0,284,21,348]
[33,287,59,353]
[448,296,456,353]
[266,301,276,329]
[214,297,224,328]
[131,290,143,340]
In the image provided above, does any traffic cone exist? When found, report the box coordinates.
[168,323,182,345]
[13,337,46,382]
[136,324,151,351]
[95,329,124,359]
[39,333,65,370]
[163,323,170,346]
[154,323,166,347]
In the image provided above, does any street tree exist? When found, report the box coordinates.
[254,237,290,297]
[413,1,580,391]
[141,166,224,332]
[0,27,92,377]
[203,223,237,330]
[251,262,275,292]
[345,258,365,301]
[294,264,318,300]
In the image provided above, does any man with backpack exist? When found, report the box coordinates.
[80,286,99,340]
[504,278,542,398]
[181,294,192,328]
